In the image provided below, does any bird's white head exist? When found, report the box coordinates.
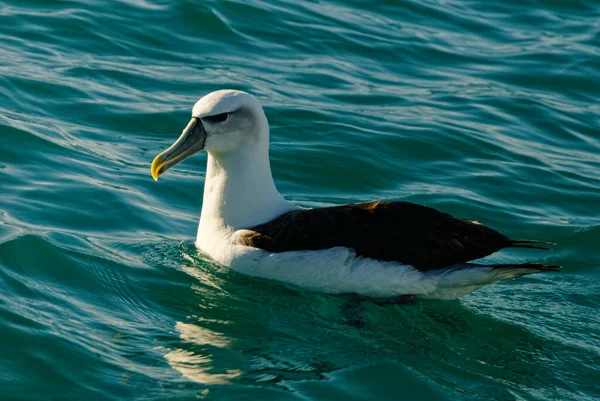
[151,89,269,180]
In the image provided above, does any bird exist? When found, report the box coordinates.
[150,89,559,301]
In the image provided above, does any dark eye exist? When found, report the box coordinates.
[203,113,229,123]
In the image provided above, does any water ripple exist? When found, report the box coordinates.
[0,0,599,399]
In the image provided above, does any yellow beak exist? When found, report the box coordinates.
[151,117,206,181]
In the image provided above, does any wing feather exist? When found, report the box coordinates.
[238,201,513,271]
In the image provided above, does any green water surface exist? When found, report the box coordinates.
[1,0,599,400]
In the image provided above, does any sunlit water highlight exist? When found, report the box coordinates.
[1,0,599,400]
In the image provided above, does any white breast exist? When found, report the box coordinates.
[193,230,513,301]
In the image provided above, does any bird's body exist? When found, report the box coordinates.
[151,89,558,300]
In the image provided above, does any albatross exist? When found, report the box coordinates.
[151,89,559,300]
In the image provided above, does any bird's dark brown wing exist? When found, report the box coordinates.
[238,201,518,271]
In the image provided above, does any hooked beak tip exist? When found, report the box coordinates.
[151,154,164,181]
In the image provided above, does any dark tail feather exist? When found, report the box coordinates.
[491,262,561,272]
[509,239,556,251]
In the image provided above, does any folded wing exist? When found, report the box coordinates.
[238,201,540,271]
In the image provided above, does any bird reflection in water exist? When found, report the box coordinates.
[161,321,243,385]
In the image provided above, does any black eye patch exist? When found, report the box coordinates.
[203,113,230,123]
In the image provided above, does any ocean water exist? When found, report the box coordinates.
[1,0,599,399]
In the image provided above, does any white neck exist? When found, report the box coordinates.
[196,141,294,246]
